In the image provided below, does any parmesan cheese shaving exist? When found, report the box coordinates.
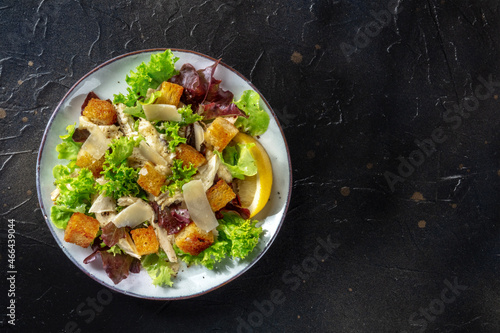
[138,140,169,166]
[193,122,204,151]
[182,179,219,232]
[79,126,110,160]
[143,104,182,121]
[138,119,173,162]
[89,194,116,213]
[112,200,154,228]
[117,233,141,259]
[194,154,220,191]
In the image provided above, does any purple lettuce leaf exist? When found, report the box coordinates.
[83,241,105,264]
[83,235,139,284]
[169,63,206,106]
[199,102,247,120]
[171,205,190,224]
[129,258,141,273]
[198,59,219,103]
[101,222,127,247]
[169,61,248,120]
[100,251,134,285]
[151,202,190,235]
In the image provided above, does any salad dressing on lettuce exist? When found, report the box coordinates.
[50,50,272,286]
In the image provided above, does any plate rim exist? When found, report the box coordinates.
[36,48,292,300]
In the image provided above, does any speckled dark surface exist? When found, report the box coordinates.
[1,0,500,332]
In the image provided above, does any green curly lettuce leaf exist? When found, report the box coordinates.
[123,91,162,119]
[141,249,176,287]
[234,90,270,136]
[99,163,140,200]
[215,143,257,180]
[50,168,97,229]
[161,159,197,196]
[98,136,143,200]
[105,136,142,165]
[178,104,203,126]
[174,212,263,269]
[50,204,87,230]
[217,212,262,259]
[114,50,179,107]
[154,121,186,152]
[154,105,203,152]
[53,160,78,182]
[174,241,230,270]
[56,123,82,160]
[106,245,124,256]
[123,104,146,119]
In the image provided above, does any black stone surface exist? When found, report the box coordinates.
[1,0,500,332]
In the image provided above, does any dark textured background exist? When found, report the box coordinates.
[1,0,500,332]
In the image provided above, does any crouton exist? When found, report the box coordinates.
[206,179,236,212]
[205,117,239,151]
[83,98,117,125]
[130,225,159,256]
[137,162,166,197]
[155,81,184,106]
[175,143,207,168]
[175,222,214,256]
[64,212,100,248]
[76,150,105,178]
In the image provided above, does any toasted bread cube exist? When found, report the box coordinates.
[64,212,100,248]
[76,150,105,178]
[83,98,117,125]
[137,162,166,197]
[205,117,239,151]
[175,144,207,168]
[155,82,184,106]
[130,225,159,256]
[175,222,214,256]
[206,179,236,212]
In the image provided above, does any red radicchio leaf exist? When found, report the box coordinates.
[129,258,141,273]
[83,250,99,264]
[171,206,190,224]
[198,59,220,103]
[169,64,206,105]
[83,237,108,264]
[83,246,102,264]
[203,72,238,108]
[100,252,134,285]
[101,222,127,247]
[169,61,248,120]
[151,202,190,235]
[168,204,191,234]
[83,235,139,284]
[199,102,247,120]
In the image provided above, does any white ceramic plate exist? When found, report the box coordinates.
[36,49,292,299]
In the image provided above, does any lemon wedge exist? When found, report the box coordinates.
[232,133,273,218]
